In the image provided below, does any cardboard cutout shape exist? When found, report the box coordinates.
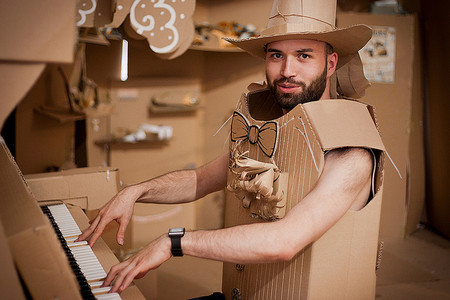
[129,0,195,57]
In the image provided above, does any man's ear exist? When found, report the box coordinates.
[327,52,338,78]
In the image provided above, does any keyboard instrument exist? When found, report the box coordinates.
[41,204,120,299]
[0,139,145,299]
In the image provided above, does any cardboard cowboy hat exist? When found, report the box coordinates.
[224,0,372,98]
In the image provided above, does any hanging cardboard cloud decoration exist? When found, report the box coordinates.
[76,0,97,26]
[78,0,195,59]
[129,0,195,58]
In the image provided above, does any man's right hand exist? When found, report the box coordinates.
[76,185,142,247]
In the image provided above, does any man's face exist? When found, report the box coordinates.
[265,39,335,111]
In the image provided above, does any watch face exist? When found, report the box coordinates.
[169,227,185,236]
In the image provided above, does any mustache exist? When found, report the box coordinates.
[273,77,306,88]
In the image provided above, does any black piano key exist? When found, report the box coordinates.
[41,205,96,300]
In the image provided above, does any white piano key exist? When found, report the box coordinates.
[65,237,78,242]
[74,255,100,263]
[80,264,104,271]
[84,270,107,278]
[68,241,88,247]
[48,204,82,237]
[85,273,107,282]
[92,287,112,295]
[89,281,104,288]
[73,252,96,258]
[76,260,102,266]
[96,293,122,300]
[82,266,106,274]
[71,247,92,254]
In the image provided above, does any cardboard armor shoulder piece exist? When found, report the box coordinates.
[222,89,385,300]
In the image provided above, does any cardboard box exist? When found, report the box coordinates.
[25,166,120,211]
[25,166,132,253]
[337,13,425,240]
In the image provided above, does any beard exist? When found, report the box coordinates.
[267,64,328,111]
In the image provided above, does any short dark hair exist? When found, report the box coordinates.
[325,42,334,55]
[263,41,334,55]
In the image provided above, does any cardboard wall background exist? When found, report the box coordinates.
[337,13,425,241]
[16,65,77,174]
[96,79,202,248]
[12,0,446,242]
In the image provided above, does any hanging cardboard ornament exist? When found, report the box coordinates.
[76,0,114,28]
[154,20,194,59]
[129,0,195,55]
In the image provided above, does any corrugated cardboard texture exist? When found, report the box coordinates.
[0,140,81,299]
[25,167,120,210]
[307,191,382,299]
[223,94,384,299]
[303,100,385,151]
[0,221,25,300]
[337,13,425,240]
[0,0,76,63]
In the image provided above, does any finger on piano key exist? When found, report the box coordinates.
[92,286,112,295]
[68,241,89,247]
[42,204,125,299]
[65,236,78,243]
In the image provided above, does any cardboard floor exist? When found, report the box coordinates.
[132,227,450,299]
[376,227,450,300]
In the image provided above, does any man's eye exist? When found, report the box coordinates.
[271,53,282,59]
[299,53,310,59]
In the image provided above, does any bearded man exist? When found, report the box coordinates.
[77,0,385,299]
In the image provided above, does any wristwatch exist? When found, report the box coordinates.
[168,227,185,256]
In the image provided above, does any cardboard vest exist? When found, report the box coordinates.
[222,88,385,300]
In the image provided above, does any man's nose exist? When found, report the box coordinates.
[281,56,296,78]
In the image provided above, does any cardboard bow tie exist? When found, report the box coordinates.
[230,111,278,158]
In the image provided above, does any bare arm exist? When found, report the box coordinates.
[105,148,373,292]
[183,148,373,263]
[137,151,229,204]
[77,153,229,246]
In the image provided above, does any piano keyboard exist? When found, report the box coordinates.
[41,204,121,300]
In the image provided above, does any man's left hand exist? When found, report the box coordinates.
[103,234,172,293]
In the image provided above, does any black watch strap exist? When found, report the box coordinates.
[169,227,185,257]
